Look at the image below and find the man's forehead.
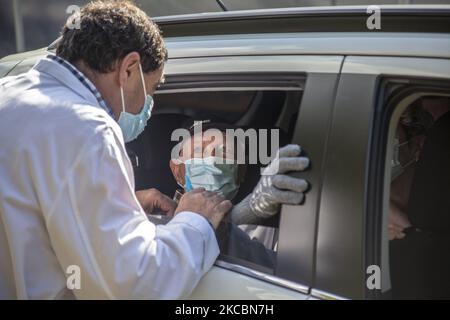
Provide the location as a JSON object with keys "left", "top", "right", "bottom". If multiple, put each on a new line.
{"left": 183, "top": 130, "right": 245, "bottom": 149}
{"left": 191, "top": 130, "right": 224, "bottom": 142}
{"left": 180, "top": 130, "right": 222, "bottom": 145}
{"left": 181, "top": 130, "right": 228, "bottom": 152}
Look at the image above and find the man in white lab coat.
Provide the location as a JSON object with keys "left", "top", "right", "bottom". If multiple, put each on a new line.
{"left": 0, "top": 1, "right": 233, "bottom": 299}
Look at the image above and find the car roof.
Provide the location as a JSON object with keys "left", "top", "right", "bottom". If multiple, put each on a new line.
{"left": 154, "top": 4, "right": 450, "bottom": 23}
{"left": 154, "top": 5, "right": 450, "bottom": 37}
{"left": 1, "top": 5, "right": 450, "bottom": 73}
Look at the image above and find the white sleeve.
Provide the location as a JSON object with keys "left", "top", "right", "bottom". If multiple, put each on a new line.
{"left": 45, "top": 126, "right": 219, "bottom": 299}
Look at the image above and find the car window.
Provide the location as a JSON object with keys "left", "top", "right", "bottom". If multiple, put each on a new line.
{"left": 215, "top": 91, "right": 304, "bottom": 274}
{"left": 127, "top": 54, "right": 342, "bottom": 292}
{"left": 384, "top": 94, "right": 450, "bottom": 299}
{"left": 127, "top": 83, "right": 304, "bottom": 275}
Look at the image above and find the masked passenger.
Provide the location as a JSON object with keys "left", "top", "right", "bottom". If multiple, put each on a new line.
{"left": 168, "top": 121, "right": 310, "bottom": 255}
{"left": 389, "top": 97, "right": 450, "bottom": 299}
{"left": 388, "top": 97, "right": 449, "bottom": 240}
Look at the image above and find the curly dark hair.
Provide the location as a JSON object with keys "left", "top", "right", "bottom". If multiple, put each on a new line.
{"left": 56, "top": 0, "right": 168, "bottom": 73}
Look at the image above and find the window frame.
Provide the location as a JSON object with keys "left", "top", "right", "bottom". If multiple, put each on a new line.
{"left": 155, "top": 74, "right": 307, "bottom": 275}
{"left": 145, "top": 54, "right": 344, "bottom": 293}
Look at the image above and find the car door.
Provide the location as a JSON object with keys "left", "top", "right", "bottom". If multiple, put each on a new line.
{"left": 156, "top": 53, "right": 343, "bottom": 299}
{"left": 313, "top": 54, "right": 450, "bottom": 300}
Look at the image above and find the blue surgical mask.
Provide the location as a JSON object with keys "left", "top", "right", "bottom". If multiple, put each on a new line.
{"left": 183, "top": 156, "right": 240, "bottom": 200}
{"left": 391, "top": 137, "right": 416, "bottom": 181}
{"left": 118, "top": 63, "right": 154, "bottom": 142}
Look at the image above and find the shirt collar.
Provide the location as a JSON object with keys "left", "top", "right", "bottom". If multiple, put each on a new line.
{"left": 46, "top": 54, "right": 115, "bottom": 118}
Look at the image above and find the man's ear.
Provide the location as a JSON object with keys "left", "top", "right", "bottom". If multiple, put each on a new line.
{"left": 118, "top": 51, "right": 140, "bottom": 87}
{"left": 169, "top": 159, "right": 185, "bottom": 186}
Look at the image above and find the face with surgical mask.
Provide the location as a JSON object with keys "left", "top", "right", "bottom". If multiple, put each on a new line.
{"left": 115, "top": 55, "right": 164, "bottom": 142}
{"left": 391, "top": 124, "right": 424, "bottom": 181}
{"left": 118, "top": 64, "right": 153, "bottom": 142}
{"left": 169, "top": 129, "right": 245, "bottom": 200}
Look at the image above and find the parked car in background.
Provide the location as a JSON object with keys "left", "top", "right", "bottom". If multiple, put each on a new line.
{"left": 1, "top": 5, "right": 450, "bottom": 299}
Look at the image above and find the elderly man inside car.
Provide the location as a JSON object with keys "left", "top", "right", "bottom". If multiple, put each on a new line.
{"left": 165, "top": 120, "right": 309, "bottom": 262}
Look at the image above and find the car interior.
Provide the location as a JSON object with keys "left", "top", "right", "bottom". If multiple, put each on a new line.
{"left": 125, "top": 88, "right": 304, "bottom": 272}
{"left": 388, "top": 96, "right": 450, "bottom": 299}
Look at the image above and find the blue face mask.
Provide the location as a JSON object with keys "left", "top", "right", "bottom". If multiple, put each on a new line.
{"left": 118, "top": 63, "right": 154, "bottom": 143}
{"left": 183, "top": 156, "right": 240, "bottom": 200}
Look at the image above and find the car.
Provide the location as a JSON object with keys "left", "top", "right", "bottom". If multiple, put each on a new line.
{"left": 1, "top": 5, "right": 450, "bottom": 300}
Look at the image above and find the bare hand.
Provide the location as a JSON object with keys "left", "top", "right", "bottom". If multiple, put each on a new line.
{"left": 389, "top": 201, "right": 412, "bottom": 240}
{"left": 175, "top": 188, "right": 233, "bottom": 229}
{"left": 135, "top": 188, "right": 177, "bottom": 217}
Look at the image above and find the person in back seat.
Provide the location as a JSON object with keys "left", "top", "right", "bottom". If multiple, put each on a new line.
{"left": 389, "top": 96, "right": 450, "bottom": 299}
{"left": 388, "top": 102, "right": 431, "bottom": 240}
{"left": 389, "top": 97, "right": 449, "bottom": 240}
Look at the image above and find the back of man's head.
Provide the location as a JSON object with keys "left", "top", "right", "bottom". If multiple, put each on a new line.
{"left": 56, "top": 0, "right": 168, "bottom": 74}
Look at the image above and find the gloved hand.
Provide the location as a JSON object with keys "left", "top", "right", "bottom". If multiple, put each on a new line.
{"left": 231, "top": 144, "right": 310, "bottom": 224}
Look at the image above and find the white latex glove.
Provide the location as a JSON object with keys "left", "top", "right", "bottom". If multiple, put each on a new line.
{"left": 250, "top": 144, "right": 310, "bottom": 218}
{"left": 231, "top": 144, "right": 310, "bottom": 224}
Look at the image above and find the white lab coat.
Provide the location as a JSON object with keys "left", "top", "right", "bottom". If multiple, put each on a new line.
{"left": 0, "top": 57, "right": 219, "bottom": 299}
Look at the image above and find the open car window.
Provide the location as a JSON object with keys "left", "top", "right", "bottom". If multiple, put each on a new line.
{"left": 126, "top": 76, "right": 305, "bottom": 276}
